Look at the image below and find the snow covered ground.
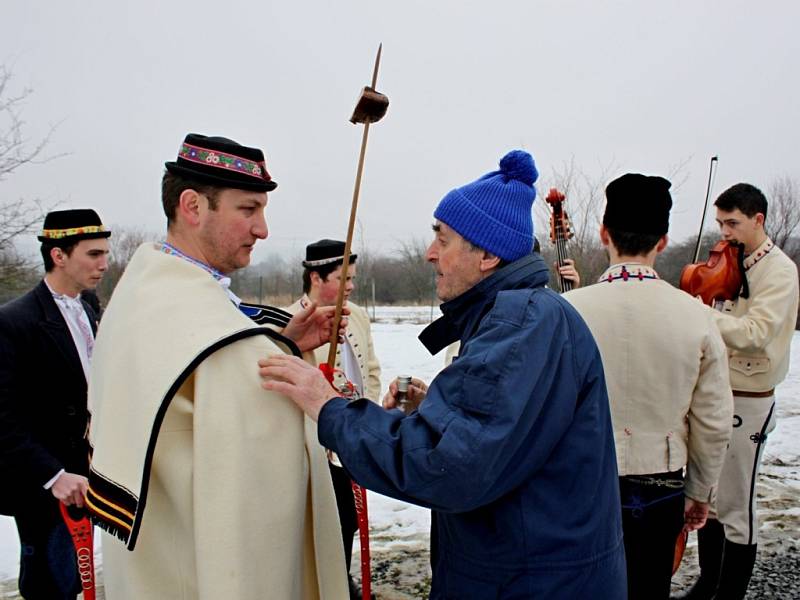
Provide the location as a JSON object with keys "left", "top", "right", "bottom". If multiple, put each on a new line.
{"left": 2, "top": 305, "right": 799, "bottom": 598}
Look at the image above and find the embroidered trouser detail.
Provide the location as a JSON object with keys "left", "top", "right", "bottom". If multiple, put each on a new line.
{"left": 710, "top": 395, "right": 775, "bottom": 545}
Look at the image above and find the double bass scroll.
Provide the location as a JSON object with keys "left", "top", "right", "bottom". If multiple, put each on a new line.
{"left": 545, "top": 188, "right": 574, "bottom": 293}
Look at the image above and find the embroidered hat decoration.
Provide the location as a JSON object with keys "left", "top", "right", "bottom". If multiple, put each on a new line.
{"left": 433, "top": 149, "right": 539, "bottom": 262}
{"left": 38, "top": 209, "right": 111, "bottom": 244}
{"left": 165, "top": 133, "right": 277, "bottom": 192}
{"left": 604, "top": 173, "right": 672, "bottom": 235}
{"left": 302, "top": 239, "right": 358, "bottom": 268}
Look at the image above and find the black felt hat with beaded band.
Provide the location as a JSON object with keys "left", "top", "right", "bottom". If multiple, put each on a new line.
{"left": 603, "top": 173, "right": 672, "bottom": 235}
{"left": 37, "top": 209, "right": 110, "bottom": 244}
{"left": 165, "top": 133, "right": 277, "bottom": 192}
{"left": 302, "top": 239, "right": 358, "bottom": 268}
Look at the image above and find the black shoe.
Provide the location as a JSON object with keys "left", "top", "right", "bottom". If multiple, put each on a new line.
{"left": 348, "top": 575, "right": 377, "bottom": 600}
{"left": 672, "top": 519, "right": 724, "bottom": 600}
{"left": 714, "top": 541, "right": 757, "bottom": 600}
{"left": 348, "top": 575, "right": 361, "bottom": 600}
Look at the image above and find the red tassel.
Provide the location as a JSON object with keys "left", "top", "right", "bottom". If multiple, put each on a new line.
{"left": 319, "top": 362, "right": 335, "bottom": 384}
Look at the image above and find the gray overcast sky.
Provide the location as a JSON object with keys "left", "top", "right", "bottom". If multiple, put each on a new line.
{"left": 2, "top": 1, "right": 798, "bottom": 264}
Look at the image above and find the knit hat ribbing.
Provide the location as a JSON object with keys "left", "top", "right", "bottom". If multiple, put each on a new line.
{"left": 434, "top": 150, "right": 539, "bottom": 261}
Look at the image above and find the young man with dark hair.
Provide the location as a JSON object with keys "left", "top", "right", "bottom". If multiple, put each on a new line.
{"left": 259, "top": 150, "right": 626, "bottom": 598}
{"left": 288, "top": 239, "right": 381, "bottom": 599}
{"left": 563, "top": 173, "right": 733, "bottom": 600}
{"left": 86, "top": 133, "right": 348, "bottom": 599}
{"left": 0, "top": 209, "right": 110, "bottom": 599}
{"left": 677, "top": 183, "right": 799, "bottom": 600}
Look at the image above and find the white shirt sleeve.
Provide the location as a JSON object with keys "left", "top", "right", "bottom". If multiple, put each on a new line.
{"left": 44, "top": 468, "right": 65, "bottom": 490}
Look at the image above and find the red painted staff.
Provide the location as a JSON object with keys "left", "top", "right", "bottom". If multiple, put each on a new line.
{"left": 60, "top": 503, "right": 96, "bottom": 600}
{"left": 319, "top": 43, "right": 388, "bottom": 600}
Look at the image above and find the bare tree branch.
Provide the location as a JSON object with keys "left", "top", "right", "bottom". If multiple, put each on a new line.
{"left": 0, "top": 65, "right": 66, "bottom": 298}
{"left": 766, "top": 176, "right": 800, "bottom": 259}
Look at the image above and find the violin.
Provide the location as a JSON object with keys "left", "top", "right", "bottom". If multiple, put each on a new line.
{"left": 679, "top": 240, "right": 749, "bottom": 306}
{"left": 545, "top": 188, "right": 574, "bottom": 293}
{"left": 678, "top": 156, "right": 749, "bottom": 306}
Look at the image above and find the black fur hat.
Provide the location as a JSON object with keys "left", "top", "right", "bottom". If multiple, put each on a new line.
{"left": 604, "top": 173, "right": 672, "bottom": 235}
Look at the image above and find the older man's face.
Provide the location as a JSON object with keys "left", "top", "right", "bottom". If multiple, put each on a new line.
{"left": 198, "top": 188, "right": 268, "bottom": 274}
{"left": 426, "top": 221, "right": 484, "bottom": 302}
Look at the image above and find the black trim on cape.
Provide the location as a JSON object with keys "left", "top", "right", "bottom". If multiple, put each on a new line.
{"left": 238, "top": 302, "right": 293, "bottom": 328}
{"left": 88, "top": 327, "right": 301, "bottom": 549}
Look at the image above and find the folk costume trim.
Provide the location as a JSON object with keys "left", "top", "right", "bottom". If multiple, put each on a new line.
{"left": 302, "top": 256, "right": 350, "bottom": 268}
{"left": 743, "top": 238, "right": 775, "bottom": 271}
{"left": 39, "top": 225, "right": 107, "bottom": 240}
{"left": 598, "top": 263, "right": 660, "bottom": 284}
{"left": 160, "top": 242, "right": 244, "bottom": 305}
{"left": 179, "top": 142, "right": 271, "bottom": 184}
{"left": 87, "top": 327, "right": 302, "bottom": 548}
{"left": 160, "top": 242, "right": 227, "bottom": 282}
{"left": 239, "top": 302, "right": 292, "bottom": 328}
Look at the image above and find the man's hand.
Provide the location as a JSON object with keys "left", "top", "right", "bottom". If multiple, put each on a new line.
{"left": 281, "top": 302, "right": 349, "bottom": 353}
{"left": 258, "top": 355, "right": 338, "bottom": 421}
{"left": 555, "top": 258, "right": 581, "bottom": 288}
{"left": 382, "top": 376, "right": 428, "bottom": 413}
{"left": 683, "top": 498, "right": 709, "bottom": 532}
{"left": 51, "top": 472, "right": 89, "bottom": 507}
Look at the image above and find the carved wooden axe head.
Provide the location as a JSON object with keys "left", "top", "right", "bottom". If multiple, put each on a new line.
{"left": 349, "top": 86, "right": 389, "bottom": 124}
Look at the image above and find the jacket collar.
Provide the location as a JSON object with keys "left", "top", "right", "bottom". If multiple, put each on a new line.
{"left": 744, "top": 237, "right": 774, "bottom": 271}
{"left": 419, "top": 253, "right": 550, "bottom": 355}
{"left": 597, "top": 262, "right": 660, "bottom": 284}
{"left": 34, "top": 279, "right": 71, "bottom": 324}
{"left": 33, "top": 280, "right": 87, "bottom": 384}
{"left": 36, "top": 279, "right": 98, "bottom": 333}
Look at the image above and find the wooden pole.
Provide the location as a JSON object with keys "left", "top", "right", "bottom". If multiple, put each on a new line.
{"left": 326, "top": 44, "right": 382, "bottom": 368}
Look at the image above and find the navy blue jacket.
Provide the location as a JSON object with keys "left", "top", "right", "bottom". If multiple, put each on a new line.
{"left": 318, "top": 254, "right": 626, "bottom": 599}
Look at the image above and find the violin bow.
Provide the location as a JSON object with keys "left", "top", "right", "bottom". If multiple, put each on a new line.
{"left": 691, "top": 156, "right": 719, "bottom": 263}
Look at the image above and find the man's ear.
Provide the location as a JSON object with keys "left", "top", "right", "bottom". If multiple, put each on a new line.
{"left": 177, "top": 189, "right": 203, "bottom": 227}
{"left": 50, "top": 246, "right": 66, "bottom": 267}
{"left": 655, "top": 235, "right": 669, "bottom": 254}
{"left": 599, "top": 224, "right": 611, "bottom": 247}
{"left": 309, "top": 271, "right": 322, "bottom": 287}
{"left": 479, "top": 251, "right": 502, "bottom": 273}
{"left": 755, "top": 212, "right": 766, "bottom": 229}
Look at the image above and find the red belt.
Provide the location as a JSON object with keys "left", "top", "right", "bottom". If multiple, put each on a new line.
{"left": 732, "top": 389, "right": 774, "bottom": 398}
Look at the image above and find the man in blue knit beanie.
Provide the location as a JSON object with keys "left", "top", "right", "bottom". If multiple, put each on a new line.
{"left": 259, "top": 150, "right": 626, "bottom": 598}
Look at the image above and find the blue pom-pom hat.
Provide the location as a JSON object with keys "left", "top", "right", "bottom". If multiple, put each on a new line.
{"left": 434, "top": 149, "right": 539, "bottom": 261}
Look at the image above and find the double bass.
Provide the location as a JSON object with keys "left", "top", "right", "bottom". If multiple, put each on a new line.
{"left": 545, "top": 188, "right": 574, "bottom": 293}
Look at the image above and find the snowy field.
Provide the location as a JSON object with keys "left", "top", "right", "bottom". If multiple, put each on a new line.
{"left": 2, "top": 305, "right": 799, "bottom": 598}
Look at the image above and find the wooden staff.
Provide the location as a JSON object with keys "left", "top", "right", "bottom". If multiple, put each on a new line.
{"left": 322, "top": 44, "right": 388, "bottom": 600}
{"left": 326, "top": 44, "right": 389, "bottom": 367}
